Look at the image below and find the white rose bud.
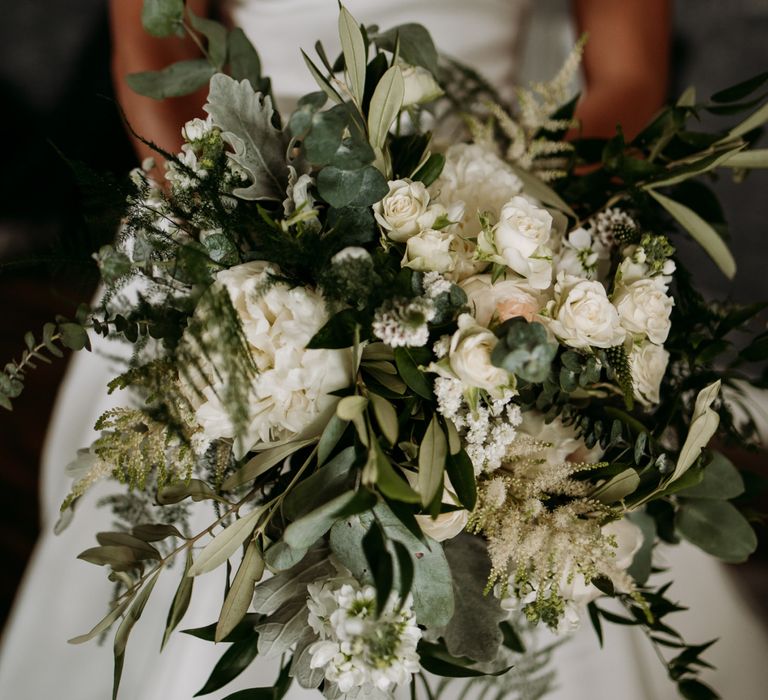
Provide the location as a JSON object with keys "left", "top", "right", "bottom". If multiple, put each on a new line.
{"left": 402, "top": 229, "right": 455, "bottom": 273}
{"left": 400, "top": 64, "right": 444, "bottom": 107}
{"left": 630, "top": 342, "right": 669, "bottom": 406}
{"left": 416, "top": 509, "right": 469, "bottom": 542}
{"left": 546, "top": 275, "right": 626, "bottom": 349}
{"left": 476, "top": 196, "right": 554, "bottom": 290}
{"left": 447, "top": 314, "right": 511, "bottom": 393}
{"left": 614, "top": 278, "right": 673, "bottom": 344}
{"left": 373, "top": 179, "right": 431, "bottom": 242}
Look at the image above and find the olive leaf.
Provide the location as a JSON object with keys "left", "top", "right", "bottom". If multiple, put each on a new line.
{"left": 418, "top": 415, "right": 447, "bottom": 507}
{"left": 216, "top": 540, "right": 265, "bottom": 641}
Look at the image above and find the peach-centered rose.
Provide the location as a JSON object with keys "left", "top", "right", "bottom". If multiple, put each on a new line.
{"left": 496, "top": 296, "right": 538, "bottom": 323}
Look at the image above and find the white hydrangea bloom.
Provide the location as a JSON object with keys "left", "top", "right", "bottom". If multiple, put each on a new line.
{"left": 306, "top": 578, "right": 422, "bottom": 694}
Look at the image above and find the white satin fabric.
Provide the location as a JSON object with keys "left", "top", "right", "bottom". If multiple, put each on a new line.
{"left": 1, "top": 2, "right": 767, "bottom": 698}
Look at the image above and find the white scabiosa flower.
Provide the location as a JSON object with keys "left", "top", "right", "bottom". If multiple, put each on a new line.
{"left": 372, "top": 297, "right": 435, "bottom": 348}
{"left": 630, "top": 341, "right": 669, "bottom": 406}
{"left": 186, "top": 262, "right": 352, "bottom": 459}
{"left": 545, "top": 274, "right": 626, "bottom": 349}
{"left": 373, "top": 179, "right": 432, "bottom": 242}
{"left": 614, "top": 278, "right": 674, "bottom": 344}
{"left": 430, "top": 143, "right": 523, "bottom": 237}
{"left": 306, "top": 578, "right": 422, "bottom": 694}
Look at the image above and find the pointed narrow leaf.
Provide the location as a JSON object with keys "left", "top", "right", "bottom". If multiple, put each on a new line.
{"left": 162, "top": 550, "right": 195, "bottom": 649}
{"left": 722, "top": 149, "right": 768, "bottom": 168}
{"left": 510, "top": 165, "right": 576, "bottom": 218}
{"left": 648, "top": 190, "right": 736, "bottom": 279}
{"left": 373, "top": 441, "right": 421, "bottom": 503}
{"left": 158, "top": 478, "right": 215, "bottom": 504}
{"left": 317, "top": 414, "right": 348, "bottom": 465}
{"left": 216, "top": 540, "right": 264, "bottom": 641}
{"left": 301, "top": 49, "right": 343, "bottom": 104}
{"left": 338, "top": 6, "right": 367, "bottom": 105}
{"left": 368, "top": 65, "right": 405, "bottom": 150}
{"left": 445, "top": 449, "right": 476, "bottom": 511}
{"left": 336, "top": 395, "right": 368, "bottom": 420}
{"left": 369, "top": 392, "right": 399, "bottom": 445}
{"left": 283, "top": 490, "right": 360, "bottom": 550}
{"left": 418, "top": 416, "right": 447, "bottom": 507}
{"left": 68, "top": 597, "right": 133, "bottom": 645}
{"left": 724, "top": 100, "right": 768, "bottom": 140}
{"left": 194, "top": 636, "right": 259, "bottom": 697}
{"left": 188, "top": 507, "right": 264, "bottom": 577}
{"left": 222, "top": 439, "right": 316, "bottom": 490}
{"left": 363, "top": 520, "right": 393, "bottom": 614}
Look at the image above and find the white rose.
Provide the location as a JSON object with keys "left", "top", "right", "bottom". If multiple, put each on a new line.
{"left": 187, "top": 262, "right": 352, "bottom": 458}
{"left": 545, "top": 275, "right": 626, "bottom": 349}
{"left": 430, "top": 143, "right": 523, "bottom": 237}
{"left": 445, "top": 313, "right": 511, "bottom": 393}
{"left": 444, "top": 234, "right": 487, "bottom": 282}
{"left": 400, "top": 64, "right": 443, "bottom": 107}
{"left": 460, "top": 274, "right": 541, "bottom": 326}
{"left": 402, "top": 228, "right": 455, "bottom": 273}
{"left": 373, "top": 179, "right": 431, "bottom": 242}
{"left": 630, "top": 342, "right": 669, "bottom": 406}
{"left": 476, "top": 196, "right": 554, "bottom": 290}
{"left": 614, "top": 278, "right": 673, "bottom": 344}
{"left": 602, "top": 519, "right": 644, "bottom": 576}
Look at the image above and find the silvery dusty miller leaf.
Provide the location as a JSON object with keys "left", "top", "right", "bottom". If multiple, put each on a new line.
{"left": 204, "top": 74, "right": 289, "bottom": 200}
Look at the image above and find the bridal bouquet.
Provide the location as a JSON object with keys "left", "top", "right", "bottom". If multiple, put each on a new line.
{"left": 4, "top": 2, "right": 767, "bottom": 699}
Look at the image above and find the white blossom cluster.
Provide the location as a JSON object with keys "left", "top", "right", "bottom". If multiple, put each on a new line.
{"left": 306, "top": 577, "right": 421, "bottom": 694}
{"left": 372, "top": 297, "right": 435, "bottom": 348}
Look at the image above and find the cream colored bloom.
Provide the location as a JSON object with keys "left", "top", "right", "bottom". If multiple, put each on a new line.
{"left": 400, "top": 64, "right": 443, "bottom": 107}
{"left": 460, "top": 274, "right": 542, "bottom": 326}
{"left": 614, "top": 278, "right": 673, "bottom": 344}
{"left": 630, "top": 342, "right": 669, "bottom": 405}
{"left": 402, "top": 228, "right": 455, "bottom": 273}
{"left": 373, "top": 179, "right": 431, "bottom": 242}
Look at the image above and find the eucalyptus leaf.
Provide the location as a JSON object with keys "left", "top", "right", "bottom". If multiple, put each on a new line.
{"left": 126, "top": 60, "right": 216, "bottom": 99}
{"left": 204, "top": 74, "right": 289, "bottom": 200}
{"left": 317, "top": 165, "right": 389, "bottom": 208}
{"left": 375, "top": 24, "right": 439, "bottom": 76}
{"left": 255, "top": 597, "right": 307, "bottom": 657}
{"left": 676, "top": 499, "right": 757, "bottom": 563}
{"left": 141, "top": 0, "right": 184, "bottom": 37}
{"left": 418, "top": 416, "right": 447, "bottom": 507}
{"left": 627, "top": 511, "right": 655, "bottom": 586}
{"left": 188, "top": 9, "right": 227, "bottom": 69}
{"left": 681, "top": 452, "right": 745, "bottom": 500}
{"left": 647, "top": 190, "right": 735, "bottom": 279}
{"left": 228, "top": 28, "right": 267, "bottom": 93}
{"left": 263, "top": 541, "right": 309, "bottom": 571}
{"left": 188, "top": 507, "right": 264, "bottom": 577}
{"left": 216, "top": 540, "right": 265, "bottom": 641}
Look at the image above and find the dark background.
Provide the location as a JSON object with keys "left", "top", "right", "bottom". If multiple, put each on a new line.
{"left": 0, "top": 0, "right": 766, "bottom": 631}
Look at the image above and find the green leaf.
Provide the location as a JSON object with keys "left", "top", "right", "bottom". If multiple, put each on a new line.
{"left": 132, "top": 523, "right": 184, "bottom": 542}
{"left": 194, "top": 636, "right": 259, "bottom": 697}
{"left": 711, "top": 71, "right": 768, "bottom": 103}
{"left": 263, "top": 541, "right": 308, "bottom": 571}
{"left": 678, "top": 677, "right": 719, "bottom": 700}
{"left": 317, "top": 164, "right": 389, "bottom": 208}
{"left": 227, "top": 28, "right": 267, "bottom": 93}
{"left": 681, "top": 452, "right": 744, "bottom": 500}
{"left": 284, "top": 489, "right": 373, "bottom": 550}
{"left": 301, "top": 49, "right": 343, "bottom": 105}
{"left": 676, "top": 499, "right": 757, "bottom": 563}
{"left": 363, "top": 520, "right": 394, "bottom": 614}
{"left": 188, "top": 9, "right": 227, "bottom": 69}
{"left": 216, "top": 540, "right": 264, "bottom": 641}
{"left": 338, "top": 6, "right": 367, "bottom": 105}
{"left": 445, "top": 450, "right": 477, "bottom": 511}
{"left": 204, "top": 74, "right": 289, "bottom": 200}
{"left": 141, "top": 0, "right": 184, "bottom": 37}
{"left": 392, "top": 540, "right": 414, "bottom": 602}
{"left": 592, "top": 468, "right": 640, "bottom": 504}
{"left": 369, "top": 392, "right": 399, "bottom": 446}
{"left": 113, "top": 569, "right": 161, "bottom": 699}
{"left": 647, "top": 190, "right": 735, "bottom": 279}
{"left": 222, "top": 439, "right": 316, "bottom": 490}
{"left": 220, "top": 689, "right": 276, "bottom": 700}
{"left": 157, "top": 478, "right": 215, "bottom": 504}
{"left": 394, "top": 347, "right": 433, "bottom": 400}
{"left": 181, "top": 614, "right": 260, "bottom": 643}
{"left": 442, "top": 535, "right": 506, "bottom": 663}
{"left": 255, "top": 598, "right": 308, "bottom": 656}
{"left": 646, "top": 145, "right": 746, "bottom": 188}
{"left": 418, "top": 416, "right": 447, "bottom": 507}
{"left": 723, "top": 100, "right": 768, "bottom": 140}
{"left": 59, "top": 323, "right": 90, "bottom": 351}
{"left": 306, "top": 307, "right": 361, "bottom": 349}
{"left": 626, "top": 511, "right": 655, "bottom": 586}
{"left": 670, "top": 381, "right": 721, "bottom": 484}
{"left": 317, "top": 414, "right": 349, "bottom": 466}
{"left": 68, "top": 597, "right": 133, "bottom": 645}
{"left": 367, "top": 65, "right": 405, "bottom": 151}
{"left": 188, "top": 507, "right": 265, "bottom": 577}
{"left": 371, "top": 440, "right": 421, "bottom": 503}
{"left": 96, "top": 532, "right": 162, "bottom": 558}
{"left": 126, "top": 60, "right": 216, "bottom": 99}
{"left": 162, "top": 550, "right": 195, "bottom": 649}
{"left": 78, "top": 545, "right": 155, "bottom": 570}
{"left": 722, "top": 148, "right": 768, "bottom": 169}
{"left": 376, "top": 24, "right": 439, "bottom": 76}
{"left": 336, "top": 395, "right": 368, "bottom": 421}
{"left": 412, "top": 153, "right": 445, "bottom": 187}
{"left": 418, "top": 642, "right": 507, "bottom": 677}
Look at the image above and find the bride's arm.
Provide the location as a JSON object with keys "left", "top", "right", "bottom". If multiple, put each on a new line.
{"left": 109, "top": 0, "right": 212, "bottom": 168}
{"left": 572, "top": 0, "right": 671, "bottom": 140}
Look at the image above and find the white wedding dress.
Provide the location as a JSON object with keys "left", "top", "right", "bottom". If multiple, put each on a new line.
{"left": 1, "top": 1, "right": 767, "bottom": 698}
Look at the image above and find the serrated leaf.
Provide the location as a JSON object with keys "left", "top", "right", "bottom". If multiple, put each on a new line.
{"left": 222, "top": 439, "right": 316, "bottom": 490}
{"left": 141, "top": 0, "right": 184, "bottom": 37}
{"left": 369, "top": 393, "right": 399, "bottom": 445}
{"left": 676, "top": 499, "right": 757, "bottom": 563}
{"left": 162, "top": 549, "right": 194, "bottom": 649}
{"left": 648, "top": 190, "right": 735, "bottom": 279}
{"left": 113, "top": 569, "right": 161, "bottom": 699}
{"left": 367, "top": 65, "right": 405, "bottom": 151}
{"left": 126, "top": 59, "right": 216, "bottom": 99}
{"left": 338, "top": 6, "right": 367, "bottom": 105}
{"left": 216, "top": 540, "right": 264, "bottom": 641}
{"left": 188, "top": 507, "right": 264, "bottom": 577}
{"left": 204, "top": 74, "right": 289, "bottom": 200}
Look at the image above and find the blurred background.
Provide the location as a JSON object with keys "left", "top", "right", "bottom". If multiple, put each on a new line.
{"left": 0, "top": 0, "right": 766, "bottom": 639}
